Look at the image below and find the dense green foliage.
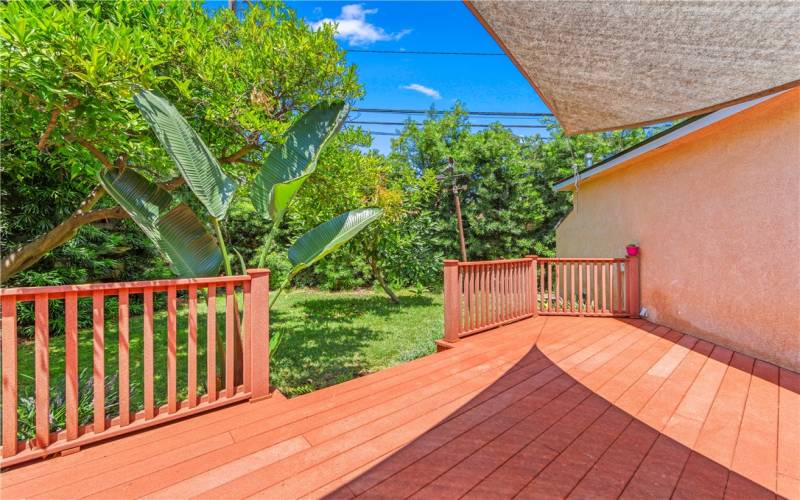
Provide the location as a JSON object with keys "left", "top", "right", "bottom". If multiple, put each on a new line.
{"left": 388, "top": 107, "right": 650, "bottom": 263}
{"left": 1, "top": 0, "right": 360, "bottom": 288}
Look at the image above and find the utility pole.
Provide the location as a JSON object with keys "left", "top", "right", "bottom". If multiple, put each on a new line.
{"left": 447, "top": 157, "right": 468, "bottom": 262}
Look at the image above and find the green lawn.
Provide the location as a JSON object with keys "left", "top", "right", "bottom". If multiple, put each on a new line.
{"left": 13, "top": 289, "right": 443, "bottom": 435}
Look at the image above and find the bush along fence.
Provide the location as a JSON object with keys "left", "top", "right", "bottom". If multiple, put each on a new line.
{"left": 442, "top": 250, "right": 640, "bottom": 345}
{"left": 0, "top": 269, "right": 270, "bottom": 467}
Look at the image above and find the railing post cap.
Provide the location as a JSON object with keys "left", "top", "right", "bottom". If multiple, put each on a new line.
{"left": 246, "top": 268, "right": 271, "bottom": 276}
{"left": 443, "top": 260, "right": 460, "bottom": 266}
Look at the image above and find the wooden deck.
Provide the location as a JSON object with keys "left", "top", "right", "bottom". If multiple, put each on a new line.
{"left": 2, "top": 316, "right": 797, "bottom": 499}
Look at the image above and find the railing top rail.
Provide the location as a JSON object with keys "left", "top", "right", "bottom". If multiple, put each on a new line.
{"left": 0, "top": 274, "right": 251, "bottom": 301}
{"left": 537, "top": 257, "right": 626, "bottom": 262}
{"left": 457, "top": 258, "right": 532, "bottom": 267}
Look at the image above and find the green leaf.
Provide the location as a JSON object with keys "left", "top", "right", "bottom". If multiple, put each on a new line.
{"left": 133, "top": 89, "right": 237, "bottom": 220}
{"left": 156, "top": 204, "right": 224, "bottom": 277}
{"left": 98, "top": 167, "right": 222, "bottom": 277}
{"left": 250, "top": 101, "right": 349, "bottom": 221}
{"left": 287, "top": 208, "right": 382, "bottom": 275}
{"left": 98, "top": 167, "right": 172, "bottom": 241}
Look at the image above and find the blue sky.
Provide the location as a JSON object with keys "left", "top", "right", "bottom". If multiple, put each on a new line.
{"left": 207, "top": 1, "right": 551, "bottom": 153}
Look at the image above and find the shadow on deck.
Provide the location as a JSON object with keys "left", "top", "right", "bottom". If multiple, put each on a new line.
{"left": 1, "top": 317, "right": 796, "bottom": 499}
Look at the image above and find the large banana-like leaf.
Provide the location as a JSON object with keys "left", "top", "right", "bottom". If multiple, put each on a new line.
{"left": 99, "top": 168, "right": 172, "bottom": 241}
{"left": 287, "top": 208, "right": 383, "bottom": 275}
{"left": 99, "top": 167, "right": 223, "bottom": 278}
{"left": 250, "top": 101, "right": 349, "bottom": 221}
{"left": 155, "top": 204, "right": 224, "bottom": 277}
{"left": 134, "top": 90, "right": 237, "bottom": 220}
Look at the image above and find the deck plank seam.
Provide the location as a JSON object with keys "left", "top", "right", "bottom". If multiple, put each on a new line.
{"left": 507, "top": 396, "right": 617, "bottom": 497}
{"left": 153, "top": 345, "right": 546, "bottom": 498}
{"left": 348, "top": 363, "right": 582, "bottom": 497}
{"left": 317, "top": 364, "right": 574, "bottom": 497}
{"left": 4, "top": 337, "right": 541, "bottom": 497}
{"left": 105, "top": 347, "right": 540, "bottom": 498}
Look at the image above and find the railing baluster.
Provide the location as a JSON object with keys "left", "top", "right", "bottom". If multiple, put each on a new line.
{"left": 34, "top": 294, "right": 49, "bottom": 448}
{"left": 143, "top": 288, "right": 154, "bottom": 420}
{"left": 243, "top": 281, "right": 252, "bottom": 393}
{"left": 207, "top": 286, "right": 217, "bottom": 402}
{"left": 578, "top": 262, "right": 584, "bottom": 313}
{"left": 188, "top": 285, "right": 198, "bottom": 408}
{"left": 538, "top": 262, "right": 544, "bottom": 312}
{"left": 601, "top": 263, "right": 608, "bottom": 314}
{"left": 592, "top": 262, "right": 600, "bottom": 314}
{"left": 225, "top": 282, "right": 234, "bottom": 397}
{"left": 617, "top": 261, "right": 623, "bottom": 314}
{"left": 570, "top": 262, "right": 575, "bottom": 312}
{"left": 167, "top": 285, "right": 177, "bottom": 413}
{"left": 118, "top": 289, "right": 130, "bottom": 426}
{"left": 2, "top": 296, "right": 18, "bottom": 458}
{"left": 609, "top": 262, "right": 615, "bottom": 313}
{"left": 92, "top": 291, "right": 105, "bottom": 433}
{"left": 506, "top": 264, "right": 510, "bottom": 319}
{"left": 588, "top": 263, "right": 592, "bottom": 312}
{"left": 65, "top": 291, "right": 78, "bottom": 441}
{"left": 476, "top": 266, "right": 486, "bottom": 325}
{"left": 557, "top": 263, "right": 563, "bottom": 313}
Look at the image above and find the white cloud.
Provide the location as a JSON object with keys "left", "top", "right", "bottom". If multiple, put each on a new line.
{"left": 310, "top": 4, "right": 411, "bottom": 46}
{"left": 401, "top": 83, "right": 441, "bottom": 100}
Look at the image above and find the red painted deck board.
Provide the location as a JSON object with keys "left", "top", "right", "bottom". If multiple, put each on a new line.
{"left": 1, "top": 316, "right": 793, "bottom": 499}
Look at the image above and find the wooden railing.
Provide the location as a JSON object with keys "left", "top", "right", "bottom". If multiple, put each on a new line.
{"left": 443, "top": 258, "right": 537, "bottom": 342}
{"left": 537, "top": 258, "right": 636, "bottom": 317}
{"left": 442, "top": 253, "right": 640, "bottom": 343}
{"left": 0, "top": 269, "right": 270, "bottom": 467}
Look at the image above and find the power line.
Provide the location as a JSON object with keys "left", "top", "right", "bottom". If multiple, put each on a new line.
{"left": 353, "top": 108, "right": 553, "bottom": 117}
{"left": 347, "top": 49, "right": 505, "bottom": 56}
{"left": 348, "top": 120, "right": 547, "bottom": 129}
{"left": 367, "top": 131, "right": 402, "bottom": 136}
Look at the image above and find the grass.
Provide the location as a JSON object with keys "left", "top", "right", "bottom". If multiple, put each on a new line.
{"left": 12, "top": 289, "right": 443, "bottom": 433}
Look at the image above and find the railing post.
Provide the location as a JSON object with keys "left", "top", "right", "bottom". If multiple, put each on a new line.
{"left": 247, "top": 268, "right": 271, "bottom": 401}
{"left": 443, "top": 260, "right": 461, "bottom": 344}
{"left": 2, "top": 295, "right": 18, "bottom": 459}
{"left": 626, "top": 251, "right": 640, "bottom": 318}
{"left": 526, "top": 255, "right": 538, "bottom": 316}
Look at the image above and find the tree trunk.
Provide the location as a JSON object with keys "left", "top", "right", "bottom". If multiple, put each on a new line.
{"left": 1, "top": 186, "right": 128, "bottom": 284}
{"left": 368, "top": 258, "right": 400, "bottom": 304}
{"left": 1, "top": 176, "right": 186, "bottom": 284}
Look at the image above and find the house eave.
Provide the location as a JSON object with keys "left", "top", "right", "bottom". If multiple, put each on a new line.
{"left": 554, "top": 91, "right": 785, "bottom": 192}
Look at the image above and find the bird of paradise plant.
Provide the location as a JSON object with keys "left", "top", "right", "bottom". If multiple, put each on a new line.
{"left": 99, "top": 90, "right": 382, "bottom": 376}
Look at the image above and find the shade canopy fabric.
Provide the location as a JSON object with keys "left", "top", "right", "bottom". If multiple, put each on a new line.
{"left": 466, "top": 1, "right": 800, "bottom": 135}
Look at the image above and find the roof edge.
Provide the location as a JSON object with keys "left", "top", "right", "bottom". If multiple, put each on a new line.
{"left": 553, "top": 91, "right": 786, "bottom": 192}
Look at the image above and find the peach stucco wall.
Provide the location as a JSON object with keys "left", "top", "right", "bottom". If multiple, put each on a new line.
{"left": 555, "top": 89, "right": 800, "bottom": 371}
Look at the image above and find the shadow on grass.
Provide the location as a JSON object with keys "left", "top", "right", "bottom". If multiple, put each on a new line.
{"left": 269, "top": 293, "right": 438, "bottom": 397}
{"left": 293, "top": 294, "right": 435, "bottom": 322}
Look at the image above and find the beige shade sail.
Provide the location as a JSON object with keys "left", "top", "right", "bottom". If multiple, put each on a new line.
{"left": 466, "top": 1, "right": 800, "bottom": 135}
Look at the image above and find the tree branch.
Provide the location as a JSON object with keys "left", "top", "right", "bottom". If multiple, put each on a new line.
{"left": 219, "top": 144, "right": 258, "bottom": 164}
{"left": 161, "top": 176, "right": 186, "bottom": 190}
{"left": 64, "top": 135, "right": 113, "bottom": 168}
{"left": 37, "top": 97, "right": 80, "bottom": 151}
{"left": 2, "top": 80, "right": 43, "bottom": 109}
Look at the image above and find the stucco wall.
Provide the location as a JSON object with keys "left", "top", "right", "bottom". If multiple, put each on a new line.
{"left": 555, "top": 89, "right": 800, "bottom": 371}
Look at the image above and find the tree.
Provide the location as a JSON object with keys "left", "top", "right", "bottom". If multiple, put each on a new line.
{"left": 102, "top": 91, "right": 381, "bottom": 361}
{"left": 291, "top": 128, "right": 442, "bottom": 302}
{"left": 388, "top": 107, "right": 654, "bottom": 263}
{"left": 0, "top": 0, "right": 361, "bottom": 284}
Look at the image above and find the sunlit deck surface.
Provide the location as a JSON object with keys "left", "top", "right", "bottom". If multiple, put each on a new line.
{"left": 2, "top": 316, "right": 798, "bottom": 499}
